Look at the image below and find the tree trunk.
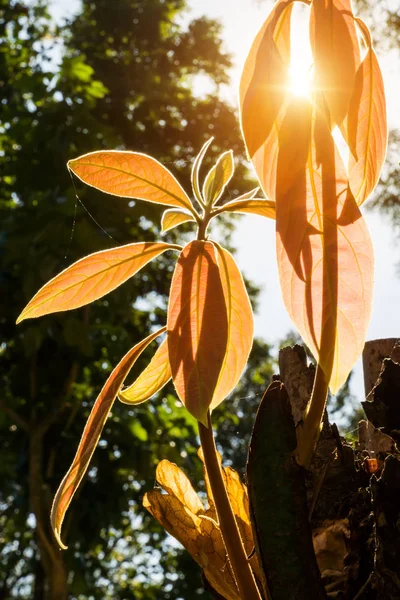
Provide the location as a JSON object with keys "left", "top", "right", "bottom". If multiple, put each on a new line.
{"left": 29, "top": 428, "right": 68, "bottom": 600}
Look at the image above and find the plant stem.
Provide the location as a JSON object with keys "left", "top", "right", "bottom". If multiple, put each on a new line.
{"left": 296, "top": 364, "right": 329, "bottom": 468}
{"left": 199, "top": 412, "right": 263, "bottom": 600}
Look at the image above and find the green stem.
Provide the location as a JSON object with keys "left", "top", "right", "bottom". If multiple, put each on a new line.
{"left": 296, "top": 364, "right": 329, "bottom": 468}
{"left": 199, "top": 412, "right": 262, "bottom": 600}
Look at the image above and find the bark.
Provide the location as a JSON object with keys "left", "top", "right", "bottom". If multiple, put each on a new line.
{"left": 249, "top": 340, "right": 400, "bottom": 600}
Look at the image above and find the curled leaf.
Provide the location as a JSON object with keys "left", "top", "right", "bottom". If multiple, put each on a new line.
{"left": 161, "top": 208, "right": 196, "bottom": 233}
{"left": 211, "top": 243, "right": 254, "bottom": 409}
{"left": 191, "top": 137, "right": 214, "bottom": 205}
{"left": 68, "top": 150, "right": 192, "bottom": 210}
{"left": 118, "top": 338, "right": 171, "bottom": 405}
{"left": 202, "top": 150, "right": 234, "bottom": 205}
{"left": 17, "top": 242, "right": 180, "bottom": 323}
{"left": 51, "top": 327, "right": 166, "bottom": 549}
{"left": 347, "top": 18, "right": 387, "bottom": 205}
{"left": 215, "top": 198, "right": 276, "bottom": 220}
{"left": 167, "top": 241, "right": 228, "bottom": 424}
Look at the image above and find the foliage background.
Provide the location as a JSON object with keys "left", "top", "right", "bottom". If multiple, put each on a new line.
{"left": 0, "top": 0, "right": 398, "bottom": 598}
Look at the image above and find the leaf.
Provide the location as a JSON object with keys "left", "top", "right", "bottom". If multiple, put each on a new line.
{"left": 239, "top": 0, "right": 294, "bottom": 159}
{"left": 17, "top": 242, "right": 180, "bottom": 322}
{"left": 118, "top": 338, "right": 171, "bottom": 405}
{"left": 202, "top": 150, "right": 234, "bottom": 205}
{"left": 210, "top": 243, "right": 254, "bottom": 409}
{"left": 310, "top": 0, "right": 361, "bottom": 127}
{"left": 275, "top": 99, "right": 374, "bottom": 394}
{"left": 167, "top": 241, "right": 228, "bottom": 425}
{"left": 51, "top": 327, "right": 166, "bottom": 549}
{"left": 215, "top": 198, "right": 276, "bottom": 220}
{"left": 68, "top": 150, "right": 192, "bottom": 210}
{"left": 191, "top": 137, "right": 214, "bottom": 205}
{"left": 232, "top": 187, "right": 260, "bottom": 202}
{"left": 144, "top": 458, "right": 263, "bottom": 600}
{"left": 161, "top": 208, "right": 196, "bottom": 233}
{"left": 347, "top": 19, "right": 387, "bottom": 206}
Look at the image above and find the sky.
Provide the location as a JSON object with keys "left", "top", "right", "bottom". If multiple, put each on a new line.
{"left": 49, "top": 0, "right": 400, "bottom": 410}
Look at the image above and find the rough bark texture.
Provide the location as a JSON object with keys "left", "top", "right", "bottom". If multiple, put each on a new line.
{"left": 247, "top": 340, "right": 400, "bottom": 600}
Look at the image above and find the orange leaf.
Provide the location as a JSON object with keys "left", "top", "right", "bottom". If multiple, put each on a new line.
{"left": 161, "top": 209, "right": 196, "bottom": 233}
{"left": 215, "top": 198, "right": 276, "bottom": 220}
{"left": 347, "top": 19, "right": 387, "bottom": 206}
{"left": 275, "top": 99, "right": 374, "bottom": 393}
{"left": 17, "top": 242, "right": 180, "bottom": 322}
{"left": 51, "top": 327, "right": 166, "bottom": 549}
{"left": 211, "top": 243, "right": 254, "bottom": 409}
{"left": 118, "top": 338, "right": 171, "bottom": 404}
{"left": 68, "top": 150, "right": 193, "bottom": 210}
{"left": 240, "top": 0, "right": 293, "bottom": 160}
{"left": 310, "top": 0, "right": 361, "bottom": 128}
{"left": 167, "top": 241, "right": 228, "bottom": 425}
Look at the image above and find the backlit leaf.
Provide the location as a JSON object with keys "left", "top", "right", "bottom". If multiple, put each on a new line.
{"left": 240, "top": 0, "right": 293, "bottom": 159}
{"left": 310, "top": 0, "right": 360, "bottom": 128}
{"left": 161, "top": 208, "right": 196, "bottom": 233}
{"left": 68, "top": 150, "right": 192, "bottom": 210}
{"left": 17, "top": 242, "right": 180, "bottom": 322}
{"left": 215, "top": 198, "right": 276, "bottom": 220}
{"left": 275, "top": 99, "right": 374, "bottom": 393}
{"left": 347, "top": 18, "right": 387, "bottom": 205}
{"left": 51, "top": 327, "right": 166, "bottom": 549}
{"left": 202, "top": 150, "right": 234, "bottom": 205}
{"left": 210, "top": 243, "right": 254, "bottom": 409}
{"left": 167, "top": 241, "right": 228, "bottom": 425}
{"left": 191, "top": 137, "right": 214, "bottom": 205}
{"left": 231, "top": 187, "right": 259, "bottom": 202}
{"left": 119, "top": 338, "right": 171, "bottom": 405}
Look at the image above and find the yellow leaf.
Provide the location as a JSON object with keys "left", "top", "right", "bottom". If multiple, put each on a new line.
{"left": 118, "top": 338, "right": 171, "bottom": 405}
{"left": 161, "top": 208, "right": 196, "bottom": 233}
{"left": 202, "top": 150, "right": 234, "bottom": 205}
{"left": 347, "top": 18, "right": 388, "bottom": 205}
{"left": 68, "top": 150, "right": 193, "bottom": 210}
{"left": 17, "top": 242, "right": 180, "bottom": 323}
{"left": 215, "top": 198, "right": 276, "bottom": 220}
{"left": 51, "top": 327, "right": 166, "bottom": 549}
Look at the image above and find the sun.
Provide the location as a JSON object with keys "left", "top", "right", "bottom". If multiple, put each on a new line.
{"left": 288, "top": 4, "right": 314, "bottom": 98}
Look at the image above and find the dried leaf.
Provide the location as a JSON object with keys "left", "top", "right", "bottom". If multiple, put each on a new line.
{"left": 215, "top": 198, "right": 276, "bottom": 220}
{"left": 144, "top": 459, "right": 263, "bottom": 600}
{"left": 275, "top": 99, "right": 374, "bottom": 393}
{"left": 191, "top": 137, "right": 214, "bottom": 204}
{"left": 17, "top": 242, "right": 180, "bottom": 322}
{"left": 51, "top": 327, "right": 166, "bottom": 549}
{"left": 211, "top": 243, "right": 254, "bottom": 409}
{"left": 167, "top": 241, "right": 228, "bottom": 425}
{"left": 161, "top": 208, "right": 196, "bottom": 233}
{"left": 310, "top": 0, "right": 361, "bottom": 127}
{"left": 347, "top": 18, "right": 387, "bottom": 205}
{"left": 118, "top": 338, "right": 171, "bottom": 405}
{"left": 155, "top": 460, "right": 205, "bottom": 516}
{"left": 202, "top": 150, "right": 234, "bottom": 205}
{"left": 240, "top": 0, "right": 293, "bottom": 159}
{"left": 68, "top": 150, "right": 192, "bottom": 210}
